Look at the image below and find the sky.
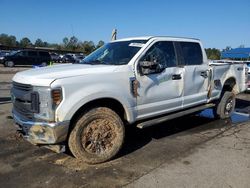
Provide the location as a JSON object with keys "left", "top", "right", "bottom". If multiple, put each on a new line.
{"left": 0, "top": 0, "right": 249, "bottom": 49}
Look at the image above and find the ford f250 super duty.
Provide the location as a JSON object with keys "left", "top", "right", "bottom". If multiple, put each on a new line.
{"left": 11, "top": 36, "right": 248, "bottom": 164}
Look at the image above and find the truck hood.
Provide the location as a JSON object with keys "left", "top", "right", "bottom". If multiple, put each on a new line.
{"left": 12, "top": 64, "right": 119, "bottom": 86}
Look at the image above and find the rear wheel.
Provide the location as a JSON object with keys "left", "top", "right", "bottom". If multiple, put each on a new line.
{"left": 5, "top": 61, "right": 14, "bottom": 67}
{"left": 213, "top": 91, "right": 235, "bottom": 119}
{"left": 69, "top": 107, "right": 125, "bottom": 164}
{"left": 41, "top": 62, "right": 47, "bottom": 67}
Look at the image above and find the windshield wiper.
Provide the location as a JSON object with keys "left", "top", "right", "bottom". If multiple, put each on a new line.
{"left": 82, "top": 60, "right": 102, "bottom": 65}
{"left": 81, "top": 60, "right": 109, "bottom": 65}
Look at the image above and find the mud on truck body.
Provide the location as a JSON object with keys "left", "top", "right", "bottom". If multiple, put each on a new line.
{"left": 11, "top": 36, "right": 248, "bottom": 164}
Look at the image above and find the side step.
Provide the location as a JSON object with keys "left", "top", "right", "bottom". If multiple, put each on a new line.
{"left": 136, "top": 103, "right": 215, "bottom": 129}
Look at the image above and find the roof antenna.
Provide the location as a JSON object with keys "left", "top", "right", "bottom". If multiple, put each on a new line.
{"left": 111, "top": 29, "right": 117, "bottom": 41}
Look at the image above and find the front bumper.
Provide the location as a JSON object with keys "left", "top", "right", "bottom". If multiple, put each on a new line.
{"left": 13, "top": 111, "right": 70, "bottom": 145}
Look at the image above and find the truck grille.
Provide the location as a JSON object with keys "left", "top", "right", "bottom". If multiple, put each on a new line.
{"left": 13, "top": 81, "right": 32, "bottom": 91}
{"left": 13, "top": 100, "right": 33, "bottom": 119}
{"left": 12, "top": 82, "right": 34, "bottom": 120}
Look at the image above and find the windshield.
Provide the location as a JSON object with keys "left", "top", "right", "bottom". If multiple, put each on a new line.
{"left": 9, "top": 51, "right": 19, "bottom": 56}
{"left": 80, "top": 40, "right": 147, "bottom": 65}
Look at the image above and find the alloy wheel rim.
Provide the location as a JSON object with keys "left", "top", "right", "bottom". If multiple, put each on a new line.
{"left": 225, "top": 98, "right": 233, "bottom": 115}
{"left": 81, "top": 118, "right": 117, "bottom": 155}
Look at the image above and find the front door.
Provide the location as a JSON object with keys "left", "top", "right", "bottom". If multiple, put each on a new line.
{"left": 135, "top": 41, "right": 184, "bottom": 120}
{"left": 14, "top": 51, "right": 27, "bottom": 65}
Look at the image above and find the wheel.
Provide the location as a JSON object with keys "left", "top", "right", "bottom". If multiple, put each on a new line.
{"left": 68, "top": 107, "right": 125, "bottom": 164}
{"left": 41, "top": 62, "right": 47, "bottom": 67}
{"left": 213, "top": 91, "right": 235, "bottom": 119}
{"left": 5, "top": 61, "right": 14, "bottom": 67}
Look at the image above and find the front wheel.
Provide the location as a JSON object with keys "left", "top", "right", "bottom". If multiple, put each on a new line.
{"left": 5, "top": 61, "right": 14, "bottom": 67}
{"left": 68, "top": 107, "right": 125, "bottom": 164}
{"left": 213, "top": 91, "right": 236, "bottom": 119}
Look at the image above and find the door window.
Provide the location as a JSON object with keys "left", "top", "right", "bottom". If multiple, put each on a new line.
{"left": 28, "top": 51, "right": 38, "bottom": 57}
{"left": 179, "top": 42, "right": 203, "bottom": 65}
{"left": 39, "top": 51, "right": 50, "bottom": 57}
{"left": 16, "top": 51, "right": 26, "bottom": 56}
{"left": 141, "top": 41, "right": 177, "bottom": 69}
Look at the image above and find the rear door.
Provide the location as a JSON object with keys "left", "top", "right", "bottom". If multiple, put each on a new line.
{"left": 136, "top": 41, "right": 184, "bottom": 120}
{"left": 177, "top": 42, "right": 209, "bottom": 107}
{"left": 39, "top": 51, "right": 50, "bottom": 63}
{"left": 27, "top": 51, "right": 38, "bottom": 65}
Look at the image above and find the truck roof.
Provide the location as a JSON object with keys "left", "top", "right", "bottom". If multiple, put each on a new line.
{"left": 114, "top": 36, "right": 200, "bottom": 42}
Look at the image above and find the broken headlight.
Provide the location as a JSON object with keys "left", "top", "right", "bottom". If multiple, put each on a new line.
{"left": 33, "top": 86, "right": 54, "bottom": 121}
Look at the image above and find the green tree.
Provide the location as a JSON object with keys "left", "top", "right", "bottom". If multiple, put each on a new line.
{"left": 43, "top": 41, "right": 49, "bottom": 47}
{"left": 81, "top": 41, "right": 95, "bottom": 55}
{"left": 8, "top": 35, "right": 17, "bottom": 46}
{"left": 62, "top": 37, "right": 69, "bottom": 47}
{"left": 96, "top": 40, "right": 105, "bottom": 49}
{"left": 0, "top": 33, "right": 9, "bottom": 45}
{"left": 205, "top": 48, "right": 221, "bottom": 60}
{"left": 19, "top": 37, "right": 32, "bottom": 47}
{"left": 0, "top": 33, "right": 105, "bottom": 54}
{"left": 68, "top": 36, "right": 78, "bottom": 50}
{"left": 34, "top": 38, "right": 44, "bottom": 47}
{"left": 222, "top": 46, "right": 232, "bottom": 52}
{"left": 0, "top": 34, "right": 16, "bottom": 46}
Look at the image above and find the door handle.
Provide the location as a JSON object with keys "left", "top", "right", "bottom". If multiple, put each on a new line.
{"left": 200, "top": 71, "right": 208, "bottom": 78}
{"left": 172, "top": 74, "right": 182, "bottom": 80}
{"left": 237, "top": 67, "right": 243, "bottom": 71}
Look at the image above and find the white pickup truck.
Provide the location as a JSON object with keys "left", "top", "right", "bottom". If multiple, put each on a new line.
{"left": 11, "top": 36, "right": 248, "bottom": 164}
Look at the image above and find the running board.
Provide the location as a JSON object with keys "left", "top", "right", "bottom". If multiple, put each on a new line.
{"left": 136, "top": 103, "right": 215, "bottom": 129}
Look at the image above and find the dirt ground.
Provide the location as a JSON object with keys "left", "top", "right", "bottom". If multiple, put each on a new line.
{"left": 0, "top": 66, "right": 249, "bottom": 188}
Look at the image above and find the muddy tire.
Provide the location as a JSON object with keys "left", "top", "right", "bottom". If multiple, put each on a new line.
{"left": 213, "top": 91, "right": 235, "bottom": 119}
{"left": 68, "top": 107, "right": 125, "bottom": 164}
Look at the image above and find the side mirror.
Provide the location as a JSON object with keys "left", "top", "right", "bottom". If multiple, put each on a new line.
{"left": 139, "top": 61, "right": 164, "bottom": 75}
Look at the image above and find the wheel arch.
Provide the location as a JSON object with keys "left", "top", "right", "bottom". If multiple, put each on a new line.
{"left": 220, "top": 76, "right": 237, "bottom": 97}
{"left": 69, "top": 97, "right": 132, "bottom": 128}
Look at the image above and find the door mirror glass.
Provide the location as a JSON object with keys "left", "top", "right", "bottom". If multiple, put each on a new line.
{"left": 139, "top": 60, "right": 164, "bottom": 75}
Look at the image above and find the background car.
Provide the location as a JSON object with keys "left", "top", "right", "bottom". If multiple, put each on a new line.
{"left": 74, "top": 54, "right": 85, "bottom": 63}
{"left": 61, "top": 54, "right": 77, "bottom": 63}
{"left": 2, "top": 50, "right": 51, "bottom": 67}
{"left": 0, "top": 50, "right": 10, "bottom": 63}
{"left": 50, "top": 52, "right": 60, "bottom": 63}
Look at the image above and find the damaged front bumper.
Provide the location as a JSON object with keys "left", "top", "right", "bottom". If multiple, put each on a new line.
{"left": 13, "top": 112, "right": 70, "bottom": 145}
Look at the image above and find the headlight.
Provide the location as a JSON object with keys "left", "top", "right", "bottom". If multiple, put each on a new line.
{"left": 33, "top": 86, "right": 63, "bottom": 121}
{"left": 33, "top": 86, "right": 53, "bottom": 121}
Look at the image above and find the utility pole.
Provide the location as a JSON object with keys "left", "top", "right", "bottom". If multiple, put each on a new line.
{"left": 111, "top": 29, "right": 117, "bottom": 41}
